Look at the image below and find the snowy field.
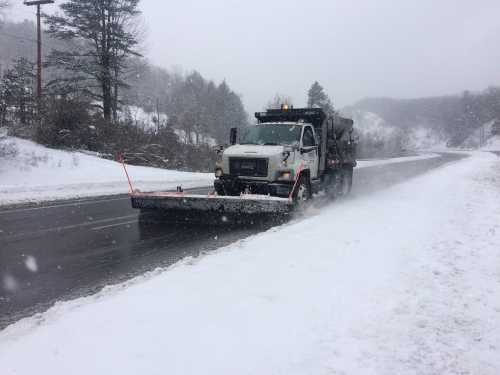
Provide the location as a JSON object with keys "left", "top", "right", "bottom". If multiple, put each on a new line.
{"left": 1, "top": 151, "right": 499, "bottom": 374}
{"left": 0, "top": 137, "right": 214, "bottom": 206}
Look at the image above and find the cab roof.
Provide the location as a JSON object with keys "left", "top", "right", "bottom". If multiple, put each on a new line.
{"left": 255, "top": 108, "right": 326, "bottom": 128}
{"left": 255, "top": 121, "right": 310, "bottom": 126}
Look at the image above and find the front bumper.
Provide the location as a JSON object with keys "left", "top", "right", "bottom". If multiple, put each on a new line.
{"left": 215, "top": 175, "right": 293, "bottom": 197}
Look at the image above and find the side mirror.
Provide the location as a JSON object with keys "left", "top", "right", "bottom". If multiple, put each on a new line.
{"left": 230, "top": 128, "right": 238, "bottom": 145}
{"left": 213, "top": 145, "right": 224, "bottom": 155}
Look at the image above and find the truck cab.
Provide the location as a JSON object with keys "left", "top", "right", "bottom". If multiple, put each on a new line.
{"left": 215, "top": 120, "right": 319, "bottom": 199}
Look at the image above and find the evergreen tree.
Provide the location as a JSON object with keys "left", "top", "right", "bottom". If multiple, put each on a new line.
{"left": 307, "top": 81, "right": 334, "bottom": 114}
{"left": 45, "top": 0, "right": 141, "bottom": 123}
{"left": 0, "top": 58, "right": 36, "bottom": 127}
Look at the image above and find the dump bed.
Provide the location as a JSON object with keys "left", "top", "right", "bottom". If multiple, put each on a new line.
{"left": 330, "top": 115, "right": 354, "bottom": 140}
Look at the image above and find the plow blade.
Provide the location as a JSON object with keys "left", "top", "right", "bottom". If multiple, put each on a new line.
{"left": 131, "top": 192, "right": 294, "bottom": 224}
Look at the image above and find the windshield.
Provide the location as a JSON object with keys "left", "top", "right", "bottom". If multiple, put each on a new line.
{"left": 240, "top": 124, "right": 302, "bottom": 146}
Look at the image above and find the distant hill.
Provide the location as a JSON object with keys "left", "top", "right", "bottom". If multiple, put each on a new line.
{"left": 343, "top": 87, "right": 500, "bottom": 148}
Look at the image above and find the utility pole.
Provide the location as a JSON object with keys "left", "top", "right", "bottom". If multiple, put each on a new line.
{"left": 24, "top": 0, "right": 54, "bottom": 112}
{"left": 480, "top": 124, "right": 485, "bottom": 147}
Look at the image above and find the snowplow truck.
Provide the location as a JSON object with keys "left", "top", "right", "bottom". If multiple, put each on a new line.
{"left": 214, "top": 106, "right": 357, "bottom": 201}
{"left": 130, "top": 106, "right": 357, "bottom": 222}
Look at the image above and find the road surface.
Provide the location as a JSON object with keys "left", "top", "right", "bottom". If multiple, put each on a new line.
{"left": 0, "top": 153, "right": 466, "bottom": 329}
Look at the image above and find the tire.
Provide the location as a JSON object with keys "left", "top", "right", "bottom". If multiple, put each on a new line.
{"left": 214, "top": 184, "right": 225, "bottom": 196}
{"left": 324, "top": 173, "right": 337, "bottom": 200}
{"left": 342, "top": 167, "right": 353, "bottom": 195}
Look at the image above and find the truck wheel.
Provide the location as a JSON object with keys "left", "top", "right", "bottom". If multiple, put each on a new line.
{"left": 214, "top": 185, "right": 225, "bottom": 196}
{"left": 342, "top": 167, "right": 353, "bottom": 195}
{"left": 293, "top": 176, "right": 312, "bottom": 204}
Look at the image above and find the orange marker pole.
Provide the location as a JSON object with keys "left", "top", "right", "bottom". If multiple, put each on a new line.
{"left": 289, "top": 161, "right": 305, "bottom": 201}
{"left": 119, "top": 153, "right": 135, "bottom": 195}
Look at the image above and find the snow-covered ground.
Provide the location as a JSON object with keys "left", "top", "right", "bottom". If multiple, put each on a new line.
{"left": 0, "top": 137, "right": 214, "bottom": 206}
{"left": 1, "top": 151, "right": 499, "bottom": 374}
{"left": 483, "top": 135, "right": 500, "bottom": 152}
{"left": 461, "top": 120, "right": 496, "bottom": 149}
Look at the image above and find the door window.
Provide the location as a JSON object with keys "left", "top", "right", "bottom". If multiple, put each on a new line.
{"left": 302, "top": 127, "right": 316, "bottom": 147}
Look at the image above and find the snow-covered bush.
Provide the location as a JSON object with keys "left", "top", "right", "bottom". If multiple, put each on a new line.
{"left": 0, "top": 131, "right": 18, "bottom": 159}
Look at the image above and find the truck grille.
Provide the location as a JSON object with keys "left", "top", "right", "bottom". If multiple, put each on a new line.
{"left": 229, "top": 158, "right": 268, "bottom": 177}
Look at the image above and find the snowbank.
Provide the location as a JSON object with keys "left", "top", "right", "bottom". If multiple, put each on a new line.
{"left": 1, "top": 151, "right": 499, "bottom": 374}
{"left": 461, "top": 120, "right": 496, "bottom": 149}
{"left": 483, "top": 135, "right": 500, "bottom": 152}
{"left": 0, "top": 137, "right": 213, "bottom": 206}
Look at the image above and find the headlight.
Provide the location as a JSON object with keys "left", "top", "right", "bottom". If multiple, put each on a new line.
{"left": 277, "top": 171, "right": 293, "bottom": 180}
{"left": 215, "top": 168, "right": 223, "bottom": 178}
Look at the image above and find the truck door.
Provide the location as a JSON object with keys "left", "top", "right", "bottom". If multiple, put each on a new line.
{"left": 301, "top": 126, "right": 319, "bottom": 179}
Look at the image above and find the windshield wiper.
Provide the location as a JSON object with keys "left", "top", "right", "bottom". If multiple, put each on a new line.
{"left": 263, "top": 142, "right": 278, "bottom": 145}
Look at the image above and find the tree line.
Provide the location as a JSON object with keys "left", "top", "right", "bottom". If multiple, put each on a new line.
{"left": 0, "top": 0, "right": 247, "bottom": 171}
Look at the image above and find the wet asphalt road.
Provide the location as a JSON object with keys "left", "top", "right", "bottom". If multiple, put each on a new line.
{"left": 0, "top": 153, "right": 467, "bottom": 329}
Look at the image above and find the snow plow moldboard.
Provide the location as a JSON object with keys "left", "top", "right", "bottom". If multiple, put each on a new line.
{"left": 131, "top": 192, "right": 294, "bottom": 223}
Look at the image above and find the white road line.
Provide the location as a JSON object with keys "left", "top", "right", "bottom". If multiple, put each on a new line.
{"left": 2, "top": 214, "right": 138, "bottom": 240}
{"left": 92, "top": 220, "right": 138, "bottom": 231}
{"left": 0, "top": 186, "right": 212, "bottom": 215}
{"left": 0, "top": 197, "right": 130, "bottom": 215}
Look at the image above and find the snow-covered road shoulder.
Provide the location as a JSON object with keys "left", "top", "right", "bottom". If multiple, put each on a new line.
{"left": 1, "top": 151, "right": 499, "bottom": 374}
{"left": 0, "top": 137, "right": 214, "bottom": 206}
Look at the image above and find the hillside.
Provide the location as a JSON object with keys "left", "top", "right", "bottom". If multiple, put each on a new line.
{"left": 344, "top": 87, "right": 500, "bottom": 149}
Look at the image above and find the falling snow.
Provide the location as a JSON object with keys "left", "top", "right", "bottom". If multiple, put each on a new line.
{"left": 24, "top": 256, "right": 38, "bottom": 273}
{"left": 2, "top": 274, "right": 18, "bottom": 293}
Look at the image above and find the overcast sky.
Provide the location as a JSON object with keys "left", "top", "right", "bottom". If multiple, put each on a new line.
{"left": 9, "top": 0, "right": 500, "bottom": 113}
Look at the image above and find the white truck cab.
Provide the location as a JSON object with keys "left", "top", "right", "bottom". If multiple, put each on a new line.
{"left": 215, "top": 121, "right": 320, "bottom": 199}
